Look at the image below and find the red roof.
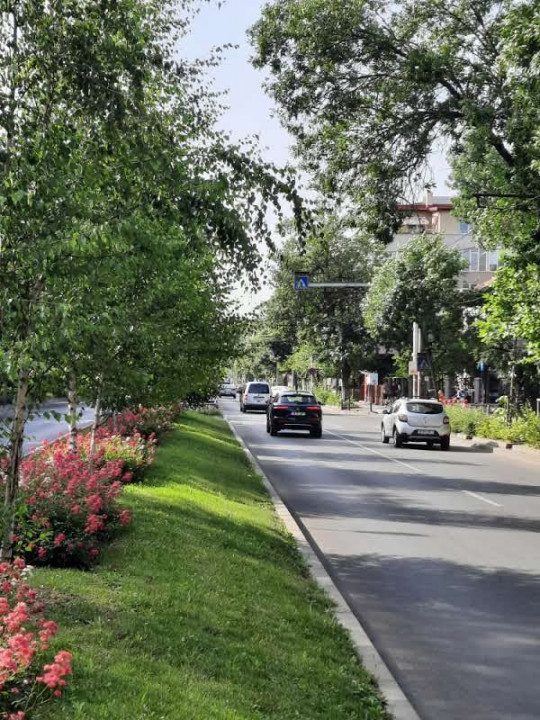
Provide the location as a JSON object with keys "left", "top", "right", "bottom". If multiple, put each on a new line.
{"left": 398, "top": 201, "right": 453, "bottom": 212}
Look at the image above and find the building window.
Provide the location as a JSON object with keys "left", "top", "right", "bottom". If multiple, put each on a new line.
{"left": 489, "top": 250, "right": 500, "bottom": 271}
{"left": 459, "top": 221, "right": 472, "bottom": 234}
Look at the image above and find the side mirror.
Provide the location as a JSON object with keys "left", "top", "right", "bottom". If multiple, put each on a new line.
{"left": 382, "top": 408, "right": 391, "bottom": 414}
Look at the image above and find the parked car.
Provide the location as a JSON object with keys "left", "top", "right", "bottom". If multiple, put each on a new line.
{"left": 240, "top": 381, "right": 271, "bottom": 412}
{"left": 267, "top": 392, "right": 322, "bottom": 438}
{"left": 219, "top": 382, "right": 237, "bottom": 398}
{"left": 381, "top": 398, "right": 450, "bottom": 450}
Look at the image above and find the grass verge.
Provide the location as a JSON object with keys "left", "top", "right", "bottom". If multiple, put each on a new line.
{"left": 34, "top": 411, "right": 389, "bottom": 720}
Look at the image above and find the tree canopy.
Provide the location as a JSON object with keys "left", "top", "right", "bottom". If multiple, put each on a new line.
{"left": 251, "top": 0, "right": 540, "bottom": 255}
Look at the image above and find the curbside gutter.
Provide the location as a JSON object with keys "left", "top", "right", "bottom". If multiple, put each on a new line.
{"left": 225, "top": 416, "right": 421, "bottom": 720}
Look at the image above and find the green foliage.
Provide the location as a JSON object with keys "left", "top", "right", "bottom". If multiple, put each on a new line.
{"left": 363, "top": 235, "right": 474, "bottom": 382}
{"left": 313, "top": 385, "right": 341, "bottom": 407}
{"left": 251, "top": 0, "right": 540, "bottom": 374}
{"left": 251, "top": 213, "right": 380, "bottom": 393}
{"left": 446, "top": 405, "right": 540, "bottom": 449}
{"left": 478, "top": 263, "right": 540, "bottom": 364}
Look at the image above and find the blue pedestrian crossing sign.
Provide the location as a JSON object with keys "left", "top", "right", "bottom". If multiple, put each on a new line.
{"left": 294, "top": 273, "right": 309, "bottom": 290}
{"left": 416, "top": 352, "right": 431, "bottom": 371}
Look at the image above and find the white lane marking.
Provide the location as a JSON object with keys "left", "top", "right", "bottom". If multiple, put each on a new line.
{"left": 326, "top": 429, "right": 424, "bottom": 474}
{"left": 327, "top": 429, "right": 505, "bottom": 509}
{"left": 462, "top": 490, "right": 503, "bottom": 508}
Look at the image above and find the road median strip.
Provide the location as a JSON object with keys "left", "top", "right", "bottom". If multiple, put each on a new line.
{"left": 33, "top": 411, "right": 390, "bottom": 720}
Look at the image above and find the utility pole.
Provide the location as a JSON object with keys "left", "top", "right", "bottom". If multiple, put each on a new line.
{"left": 412, "top": 322, "right": 423, "bottom": 398}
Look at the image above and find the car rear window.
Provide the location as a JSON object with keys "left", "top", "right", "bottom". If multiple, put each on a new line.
{"left": 406, "top": 402, "right": 444, "bottom": 415}
{"left": 248, "top": 383, "right": 270, "bottom": 394}
{"left": 280, "top": 394, "right": 316, "bottom": 405}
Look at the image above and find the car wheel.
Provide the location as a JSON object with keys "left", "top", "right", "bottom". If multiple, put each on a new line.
{"left": 266, "top": 417, "right": 270, "bottom": 433}
{"left": 440, "top": 436, "right": 450, "bottom": 451}
{"left": 270, "top": 422, "right": 278, "bottom": 437}
{"left": 393, "top": 429, "right": 403, "bottom": 448}
{"left": 381, "top": 425, "right": 389, "bottom": 444}
{"left": 240, "top": 404, "right": 245, "bottom": 413}
{"left": 310, "top": 427, "right": 322, "bottom": 438}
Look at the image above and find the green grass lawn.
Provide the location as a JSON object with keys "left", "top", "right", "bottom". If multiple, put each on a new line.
{"left": 35, "top": 411, "right": 389, "bottom": 720}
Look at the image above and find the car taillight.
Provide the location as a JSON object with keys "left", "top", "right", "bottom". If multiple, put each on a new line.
{"left": 273, "top": 405, "right": 288, "bottom": 410}
{"left": 243, "top": 394, "right": 248, "bottom": 401}
{"left": 307, "top": 406, "right": 321, "bottom": 411}
{"left": 398, "top": 414, "right": 408, "bottom": 422}
{"left": 443, "top": 416, "right": 450, "bottom": 424}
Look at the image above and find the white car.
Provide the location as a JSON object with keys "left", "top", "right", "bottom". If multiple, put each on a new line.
{"left": 219, "top": 382, "right": 237, "bottom": 398}
{"left": 381, "top": 398, "right": 451, "bottom": 450}
{"left": 241, "top": 381, "right": 271, "bottom": 412}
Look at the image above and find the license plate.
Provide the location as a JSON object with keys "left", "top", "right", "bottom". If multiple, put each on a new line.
{"left": 291, "top": 411, "right": 305, "bottom": 416}
{"left": 422, "top": 430, "right": 436, "bottom": 435}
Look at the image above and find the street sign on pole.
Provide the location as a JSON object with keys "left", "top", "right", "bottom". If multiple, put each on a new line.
{"left": 293, "top": 273, "right": 369, "bottom": 290}
{"left": 417, "top": 352, "right": 430, "bottom": 372}
{"left": 294, "top": 273, "right": 309, "bottom": 290}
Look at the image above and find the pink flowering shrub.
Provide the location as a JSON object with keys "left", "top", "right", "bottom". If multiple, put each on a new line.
{"left": 0, "top": 559, "right": 72, "bottom": 718}
{"left": 92, "top": 433, "right": 156, "bottom": 483}
{"left": 109, "top": 404, "right": 181, "bottom": 440}
{"left": 13, "top": 447, "right": 131, "bottom": 568}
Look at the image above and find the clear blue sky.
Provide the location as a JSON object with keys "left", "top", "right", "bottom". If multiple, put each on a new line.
{"left": 179, "top": 1, "right": 294, "bottom": 168}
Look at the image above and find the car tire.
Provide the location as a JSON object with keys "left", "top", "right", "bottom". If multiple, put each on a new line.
{"left": 240, "top": 405, "right": 245, "bottom": 413}
{"left": 310, "top": 427, "right": 322, "bottom": 438}
{"left": 427, "top": 440, "right": 434, "bottom": 448}
{"left": 270, "top": 422, "right": 278, "bottom": 437}
{"left": 440, "top": 436, "right": 450, "bottom": 451}
{"left": 394, "top": 429, "right": 404, "bottom": 448}
{"left": 266, "top": 417, "right": 270, "bottom": 433}
{"left": 381, "top": 425, "right": 389, "bottom": 444}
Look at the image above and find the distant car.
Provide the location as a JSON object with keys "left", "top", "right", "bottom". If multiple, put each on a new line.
{"left": 267, "top": 392, "right": 322, "bottom": 438}
{"left": 219, "top": 382, "right": 237, "bottom": 398}
{"left": 240, "top": 381, "right": 271, "bottom": 412}
{"left": 271, "top": 385, "right": 291, "bottom": 398}
{"left": 381, "top": 398, "right": 450, "bottom": 450}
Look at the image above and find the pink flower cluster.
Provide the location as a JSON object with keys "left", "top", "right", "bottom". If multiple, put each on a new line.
{"left": 105, "top": 404, "right": 181, "bottom": 440}
{"left": 0, "top": 559, "right": 72, "bottom": 717}
{"left": 3, "top": 403, "right": 179, "bottom": 569}
{"left": 14, "top": 446, "right": 127, "bottom": 568}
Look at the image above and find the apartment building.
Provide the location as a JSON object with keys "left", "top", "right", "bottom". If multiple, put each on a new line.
{"left": 386, "top": 191, "right": 500, "bottom": 288}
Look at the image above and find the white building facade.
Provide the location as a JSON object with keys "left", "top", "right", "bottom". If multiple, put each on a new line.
{"left": 386, "top": 192, "right": 500, "bottom": 288}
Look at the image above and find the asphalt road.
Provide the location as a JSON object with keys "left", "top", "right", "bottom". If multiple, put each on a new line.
{"left": 0, "top": 398, "right": 95, "bottom": 453}
{"left": 221, "top": 398, "right": 540, "bottom": 720}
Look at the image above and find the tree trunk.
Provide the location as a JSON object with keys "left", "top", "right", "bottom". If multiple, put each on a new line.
{"left": 67, "top": 370, "right": 78, "bottom": 453}
{"left": 89, "top": 382, "right": 102, "bottom": 464}
{"left": 340, "top": 356, "right": 351, "bottom": 402}
{"left": 1, "top": 372, "right": 29, "bottom": 560}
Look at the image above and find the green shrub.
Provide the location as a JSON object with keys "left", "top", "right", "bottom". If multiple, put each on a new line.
{"left": 445, "top": 404, "right": 540, "bottom": 448}
{"left": 313, "top": 386, "right": 341, "bottom": 406}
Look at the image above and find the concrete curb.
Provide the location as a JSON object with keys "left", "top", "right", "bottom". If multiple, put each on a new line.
{"left": 225, "top": 416, "right": 421, "bottom": 720}
{"left": 453, "top": 433, "right": 540, "bottom": 460}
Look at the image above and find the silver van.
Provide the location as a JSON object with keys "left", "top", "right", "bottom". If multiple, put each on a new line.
{"left": 240, "top": 381, "right": 271, "bottom": 412}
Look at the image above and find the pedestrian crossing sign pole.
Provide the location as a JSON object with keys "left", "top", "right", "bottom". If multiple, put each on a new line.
{"left": 293, "top": 272, "right": 368, "bottom": 291}
{"left": 294, "top": 273, "right": 310, "bottom": 290}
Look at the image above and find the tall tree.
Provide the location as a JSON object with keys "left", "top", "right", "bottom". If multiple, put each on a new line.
{"left": 362, "top": 235, "right": 474, "bottom": 386}
{"left": 250, "top": 0, "right": 540, "bottom": 255}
